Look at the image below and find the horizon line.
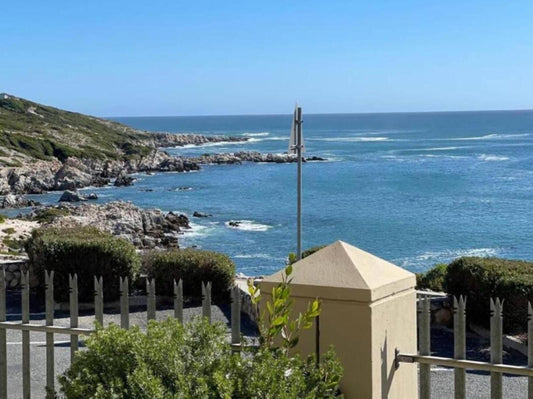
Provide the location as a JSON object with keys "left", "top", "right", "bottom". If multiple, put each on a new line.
{"left": 105, "top": 107, "right": 533, "bottom": 119}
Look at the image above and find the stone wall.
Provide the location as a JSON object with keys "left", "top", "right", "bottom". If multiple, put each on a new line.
{"left": 1, "top": 260, "right": 30, "bottom": 288}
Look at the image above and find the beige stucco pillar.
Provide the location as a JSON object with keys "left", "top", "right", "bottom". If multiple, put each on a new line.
{"left": 260, "top": 241, "right": 418, "bottom": 399}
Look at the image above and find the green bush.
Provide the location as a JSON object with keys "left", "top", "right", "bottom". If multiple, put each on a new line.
{"left": 416, "top": 263, "right": 448, "bottom": 292}
{"left": 56, "top": 317, "right": 343, "bottom": 399}
{"left": 0, "top": 214, "right": 5, "bottom": 224}
{"left": 288, "top": 245, "right": 326, "bottom": 265}
{"left": 2, "top": 227, "right": 15, "bottom": 235}
{"left": 146, "top": 249, "right": 235, "bottom": 299}
{"left": 26, "top": 226, "right": 140, "bottom": 302}
{"left": 446, "top": 257, "right": 533, "bottom": 333}
{"left": 33, "top": 208, "right": 71, "bottom": 224}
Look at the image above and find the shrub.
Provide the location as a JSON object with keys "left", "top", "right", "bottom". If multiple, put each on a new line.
{"left": 0, "top": 214, "right": 5, "bottom": 224}
{"left": 2, "top": 227, "right": 15, "bottom": 235}
{"left": 446, "top": 257, "right": 533, "bottom": 333}
{"left": 146, "top": 249, "right": 235, "bottom": 299}
{"left": 288, "top": 245, "right": 326, "bottom": 265}
{"left": 416, "top": 263, "right": 448, "bottom": 292}
{"left": 26, "top": 226, "right": 140, "bottom": 302}
{"left": 57, "top": 318, "right": 343, "bottom": 399}
{"left": 33, "top": 207, "right": 71, "bottom": 224}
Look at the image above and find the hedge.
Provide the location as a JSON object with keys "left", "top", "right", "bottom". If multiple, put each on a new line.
{"left": 444, "top": 257, "right": 533, "bottom": 333}
{"left": 416, "top": 263, "right": 448, "bottom": 292}
{"left": 26, "top": 226, "right": 140, "bottom": 302}
{"left": 146, "top": 249, "right": 235, "bottom": 299}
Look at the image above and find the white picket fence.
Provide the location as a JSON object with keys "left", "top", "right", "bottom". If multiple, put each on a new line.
{"left": 0, "top": 269, "right": 243, "bottom": 399}
{"left": 396, "top": 296, "right": 533, "bottom": 399}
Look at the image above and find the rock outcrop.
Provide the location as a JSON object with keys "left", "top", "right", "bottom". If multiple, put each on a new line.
{"left": 42, "top": 201, "right": 190, "bottom": 249}
{"left": 152, "top": 133, "right": 248, "bottom": 147}
{"left": 0, "top": 194, "right": 40, "bottom": 209}
{"left": 114, "top": 170, "right": 135, "bottom": 187}
{"left": 189, "top": 152, "right": 327, "bottom": 164}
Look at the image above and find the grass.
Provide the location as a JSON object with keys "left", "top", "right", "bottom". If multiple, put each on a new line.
{"left": 33, "top": 208, "right": 71, "bottom": 223}
{"left": 2, "top": 227, "right": 15, "bottom": 235}
{"left": 0, "top": 95, "right": 155, "bottom": 162}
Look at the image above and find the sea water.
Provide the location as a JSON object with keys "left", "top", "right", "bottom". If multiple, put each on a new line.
{"left": 26, "top": 111, "right": 533, "bottom": 275}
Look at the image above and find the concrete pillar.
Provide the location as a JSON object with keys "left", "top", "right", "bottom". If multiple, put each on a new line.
{"left": 260, "top": 241, "right": 417, "bottom": 399}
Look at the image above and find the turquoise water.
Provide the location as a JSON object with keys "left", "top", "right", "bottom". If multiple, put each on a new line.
{"left": 27, "top": 111, "right": 533, "bottom": 275}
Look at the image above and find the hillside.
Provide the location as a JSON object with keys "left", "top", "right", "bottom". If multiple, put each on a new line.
{"left": 0, "top": 94, "right": 154, "bottom": 166}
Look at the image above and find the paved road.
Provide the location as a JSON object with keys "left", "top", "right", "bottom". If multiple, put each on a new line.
{"left": 428, "top": 326, "right": 528, "bottom": 399}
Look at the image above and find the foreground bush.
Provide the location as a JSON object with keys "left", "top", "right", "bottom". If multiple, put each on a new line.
{"left": 56, "top": 317, "right": 343, "bottom": 399}
{"left": 146, "top": 249, "right": 235, "bottom": 299}
{"left": 444, "top": 257, "right": 533, "bottom": 333}
{"left": 26, "top": 226, "right": 140, "bottom": 302}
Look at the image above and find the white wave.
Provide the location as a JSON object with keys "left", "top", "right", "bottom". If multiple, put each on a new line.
{"left": 478, "top": 154, "right": 509, "bottom": 161}
{"left": 182, "top": 222, "right": 214, "bottom": 238}
{"left": 247, "top": 136, "right": 289, "bottom": 142}
{"left": 225, "top": 220, "right": 272, "bottom": 232}
{"left": 243, "top": 132, "right": 270, "bottom": 137}
{"left": 179, "top": 141, "right": 245, "bottom": 149}
{"left": 395, "top": 247, "right": 499, "bottom": 270}
{"left": 234, "top": 253, "right": 285, "bottom": 261}
{"left": 311, "top": 136, "right": 390, "bottom": 143}
{"left": 403, "top": 146, "right": 461, "bottom": 152}
{"left": 448, "top": 133, "right": 530, "bottom": 141}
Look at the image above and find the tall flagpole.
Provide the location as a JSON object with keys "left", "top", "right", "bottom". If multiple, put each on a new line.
{"left": 296, "top": 106, "right": 303, "bottom": 260}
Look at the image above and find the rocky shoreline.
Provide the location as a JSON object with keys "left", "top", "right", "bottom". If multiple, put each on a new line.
{"left": 27, "top": 201, "right": 191, "bottom": 249}
{"left": 151, "top": 133, "right": 249, "bottom": 147}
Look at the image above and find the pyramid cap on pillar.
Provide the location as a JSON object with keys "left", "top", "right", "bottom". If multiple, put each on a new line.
{"left": 261, "top": 241, "right": 415, "bottom": 302}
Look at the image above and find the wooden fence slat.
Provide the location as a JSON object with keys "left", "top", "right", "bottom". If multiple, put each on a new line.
{"left": 174, "top": 279, "right": 183, "bottom": 323}
{"left": 94, "top": 276, "right": 103, "bottom": 326}
{"left": 69, "top": 274, "right": 78, "bottom": 363}
{"left": 490, "top": 298, "right": 503, "bottom": 399}
{"left": 147, "top": 279, "right": 156, "bottom": 322}
{"left": 231, "top": 285, "right": 241, "bottom": 348}
{"left": 419, "top": 296, "right": 431, "bottom": 399}
{"left": 45, "top": 271, "right": 55, "bottom": 394}
{"left": 21, "top": 271, "right": 30, "bottom": 399}
{"left": 202, "top": 282, "right": 211, "bottom": 323}
{"left": 453, "top": 296, "right": 466, "bottom": 399}
{"left": 120, "top": 277, "right": 129, "bottom": 329}
{"left": 0, "top": 269, "right": 6, "bottom": 399}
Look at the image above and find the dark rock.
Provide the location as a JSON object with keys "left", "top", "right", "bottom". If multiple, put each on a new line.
{"left": 139, "top": 188, "right": 154, "bottom": 192}
{"left": 193, "top": 211, "right": 211, "bottom": 218}
{"left": 58, "top": 190, "right": 86, "bottom": 202}
{"left": 228, "top": 221, "right": 240, "bottom": 228}
{"left": 165, "top": 212, "right": 190, "bottom": 229}
{"left": 86, "top": 193, "right": 98, "bottom": 200}
{"left": 305, "top": 156, "right": 327, "bottom": 161}
{"left": 114, "top": 171, "right": 135, "bottom": 187}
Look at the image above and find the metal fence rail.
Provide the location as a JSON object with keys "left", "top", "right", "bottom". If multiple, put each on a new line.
{"left": 397, "top": 295, "right": 533, "bottom": 399}
{"left": 0, "top": 269, "right": 244, "bottom": 399}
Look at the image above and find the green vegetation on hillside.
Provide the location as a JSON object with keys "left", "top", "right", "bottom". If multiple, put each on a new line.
{"left": 0, "top": 94, "right": 154, "bottom": 162}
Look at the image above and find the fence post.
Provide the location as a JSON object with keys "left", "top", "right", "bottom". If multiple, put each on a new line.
{"left": 45, "top": 271, "right": 55, "bottom": 394}
{"left": 419, "top": 295, "right": 431, "bottom": 399}
{"left": 21, "top": 271, "right": 30, "bottom": 399}
{"left": 69, "top": 274, "right": 79, "bottom": 363}
{"left": 453, "top": 296, "right": 466, "bottom": 399}
{"left": 0, "top": 269, "right": 6, "bottom": 399}
{"left": 490, "top": 298, "right": 503, "bottom": 399}
{"left": 231, "top": 285, "right": 241, "bottom": 350}
{"left": 527, "top": 301, "right": 533, "bottom": 399}
{"left": 174, "top": 279, "right": 183, "bottom": 323}
{"left": 120, "top": 277, "right": 129, "bottom": 329}
{"left": 147, "top": 278, "right": 156, "bottom": 322}
{"left": 202, "top": 282, "right": 211, "bottom": 323}
{"left": 94, "top": 276, "right": 103, "bottom": 326}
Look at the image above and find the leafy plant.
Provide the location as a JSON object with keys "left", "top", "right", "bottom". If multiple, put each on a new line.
{"left": 287, "top": 245, "right": 326, "bottom": 265}
{"left": 56, "top": 317, "right": 342, "bottom": 399}
{"left": 248, "top": 264, "right": 321, "bottom": 354}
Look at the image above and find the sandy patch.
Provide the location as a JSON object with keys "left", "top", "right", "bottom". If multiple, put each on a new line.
{"left": 0, "top": 218, "right": 38, "bottom": 253}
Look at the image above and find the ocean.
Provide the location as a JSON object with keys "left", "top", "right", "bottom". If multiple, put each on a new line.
{"left": 25, "top": 111, "right": 533, "bottom": 276}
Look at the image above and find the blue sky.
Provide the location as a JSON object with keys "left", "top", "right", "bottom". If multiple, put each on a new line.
{"left": 1, "top": 1, "right": 532, "bottom": 116}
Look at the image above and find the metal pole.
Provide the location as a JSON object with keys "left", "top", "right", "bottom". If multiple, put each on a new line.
{"left": 296, "top": 106, "right": 302, "bottom": 260}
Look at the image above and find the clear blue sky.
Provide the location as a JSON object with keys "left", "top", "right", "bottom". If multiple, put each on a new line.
{"left": 2, "top": 1, "right": 532, "bottom": 116}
